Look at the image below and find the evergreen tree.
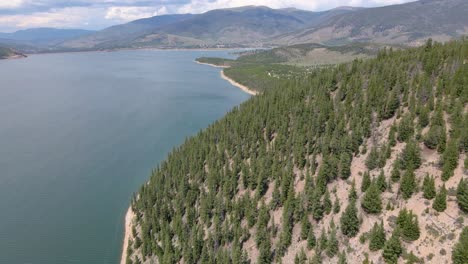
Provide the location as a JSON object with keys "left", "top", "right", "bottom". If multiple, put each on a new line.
{"left": 457, "top": 179, "right": 468, "bottom": 213}
{"left": 366, "top": 146, "right": 380, "bottom": 170}
{"left": 323, "top": 190, "right": 332, "bottom": 215}
{"left": 319, "top": 228, "right": 328, "bottom": 251}
{"left": 441, "top": 139, "right": 459, "bottom": 181}
{"left": 361, "top": 171, "right": 371, "bottom": 192}
{"left": 369, "top": 221, "right": 386, "bottom": 251}
{"left": 400, "top": 168, "right": 416, "bottom": 199}
{"left": 400, "top": 140, "right": 421, "bottom": 170}
{"left": 326, "top": 228, "right": 339, "bottom": 257}
{"left": 432, "top": 184, "right": 447, "bottom": 212}
{"left": 362, "top": 182, "right": 382, "bottom": 214}
{"left": 390, "top": 159, "right": 400, "bottom": 183}
{"left": 339, "top": 152, "right": 352, "bottom": 179}
{"left": 307, "top": 228, "right": 316, "bottom": 250}
{"left": 422, "top": 174, "right": 436, "bottom": 199}
{"left": 349, "top": 179, "right": 358, "bottom": 201}
{"left": 452, "top": 227, "right": 468, "bottom": 264}
{"left": 338, "top": 251, "right": 347, "bottom": 264}
{"left": 376, "top": 170, "right": 387, "bottom": 192}
{"left": 382, "top": 229, "right": 402, "bottom": 264}
{"left": 340, "top": 200, "right": 360, "bottom": 237}
{"left": 397, "top": 209, "right": 420, "bottom": 241}
{"left": 300, "top": 215, "right": 311, "bottom": 240}
{"left": 397, "top": 114, "right": 414, "bottom": 142}
{"left": 333, "top": 194, "right": 341, "bottom": 214}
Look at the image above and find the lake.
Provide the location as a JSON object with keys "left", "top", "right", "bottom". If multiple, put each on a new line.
{"left": 0, "top": 50, "right": 250, "bottom": 263}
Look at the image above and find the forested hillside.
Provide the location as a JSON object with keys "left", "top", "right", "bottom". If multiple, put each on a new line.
{"left": 125, "top": 39, "right": 467, "bottom": 264}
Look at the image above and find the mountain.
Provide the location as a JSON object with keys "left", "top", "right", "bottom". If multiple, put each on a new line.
{"left": 124, "top": 39, "right": 468, "bottom": 264}
{"left": 0, "top": 28, "right": 94, "bottom": 47}
{"left": 272, "top": 0, "right": 468, "bottom": 45}
{"left": 59, "top": 6, "right": 356, "bottom": 50}
{"left": 60, "top": 14, "right": 194, "bottom": 49}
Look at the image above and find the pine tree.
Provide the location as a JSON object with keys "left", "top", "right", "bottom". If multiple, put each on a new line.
{"left": 422, "top": 174, "right": 436, "bottom": 199}
{"left": 362, "top": 182, "right": 382, "bottom": 214}
{"left": 432, "top": 184, "right": 447, "bottom": 212}
{"left": 361, "top": 171, "right": 371, "bottom": 192}
{"left": 457, "top": 179, "right": 468, "bottom": 213}
{"left": 376, "top": 170, "right": 387, "bottom": 192}
{"left": 300, "top": 215, "right": 311, "bottom": 240}
{"left": 319, "top": 228, "right": 328, "bottom": 251}
{"left": 340, "top": 200, "right": 360, "bottom": 237}
{"left": 323, "top": 190, "right": 332, "bottom": 215}
{"left": 369, "top": 221, "right": 386, "bottom": 251}
{"left": 390, "top": 159, "right": 400, "bottom": 183}
{"left": 257, "top": 237, "right": 272, "bottom": 264}
{"left": 397, "top": 209, "right": 420, "bottom": 241}
{"left": 397, "top": 114, "right": 414, "bottom": 142}
{"left": 326, "top": 228, "right": 339, "bottom": 257}
{"left": 400, "top": 168, "right": 416, "bottom": 199}
{"left": 400, "top": 140, "right": 421, "bottom": 170}
{"left": 333, "top": 194, "right": 341, "bottom": 214}
{"left": 366, "top": 146, "right": 380, "bottom": 170}
{"left": 307, "top": 228, "right": 316, "bottom": 250}
{"left": 382, "top": 229, "right": 402, "bottom": 264}
{"left": 441, "top": 139, "right": 459, "bottom": 181}
{"left": 339, "top": 152, "right": 352, "bottom": 179}
{"left": 349, "top": 179, "right": 358, "bottom": 201}
{"left": 452, "top": 227, "right": 468, "bottom": 264}
{"left": 338, "top": 251, "right": 347, "bottom": 264}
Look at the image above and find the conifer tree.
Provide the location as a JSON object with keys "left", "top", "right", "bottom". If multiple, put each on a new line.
{"left": 457, "top": 179, "right": 468, "bottom": 213}
{"left": 307, "top": 228, "right": 316, "bottom": 250}
{"left": 441, "top": 139, "right": 459, "bottom": 181}
{"left": 390, "top": 159, "right": 400, "bottom": 183}
{"left": 432, "top": 184, "right": 447, "bottom": 212}
{"left": 340, "top": 199, "right": 360, "bottom": 237}
{"left": 422, "top": 174, "right": 436, "bottom": 199}
{"left": 326, "top": 228, "right": 339, "bottom": 258}
{"left": 333, "top": 194, "right": 341, "bottom": 214}
{"left": 361, "top": 171, "right": 371, "bottom": 192}
{"left": 397, "top": 209, "right": 420, "bottom": 241}
{"left": 338, "top": 251, "right": 347, "bottom": 264}
{"left": 362, "top": 182, "right": 382, "bottom": 214}
{"left": 369, "top": 221, "right": 386, "bottom": 251}
{"left": 319, "top": 228, "right": 328, "bottom": 251}
{"left": 382, "top": 229, "right": 402, "bottom": 264}
{"left": 301, "top": 215, "right": 311, "bottom": 240}
{"left": 400, "top": 168, "right": 416, "bottom": 199}
{"left": 323, "top": 190, "right": 332, "bottom": 215}
{"left": 366, "top": 146, "right": 380, "bottom": 170}
{"left": 339, "top": 152, "right": 352, "bottom": 179}
{"left": 400, "top": 140, "right": 421, "bottom": 169}
{"left": 376, "top": 170, "right": 387, "bottom": 192}
{"left": 349, "top": 179, "right": 358, "bottom": 201}
{"left": 452, "top": 227, "right": 468, "bottom": 264}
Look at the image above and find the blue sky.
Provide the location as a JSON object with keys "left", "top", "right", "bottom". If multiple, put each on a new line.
{"left": 0, "top": 0, "right": 415, "bottom": 32}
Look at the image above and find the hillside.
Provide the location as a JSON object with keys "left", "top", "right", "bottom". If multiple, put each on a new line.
{"left": 124, "top": 39, "right": 467, "bottom": 264}
{"left": 0, "top": 46, "right": 26, "bottom": 59}
{"left": 273, "top": 0, "right": 468, "bottom": 46}
{"left": 59, "top": 6, "right": 354, "bottom": 50}
{"left": 0, "top": 28, "right": 94, "bottom": 48}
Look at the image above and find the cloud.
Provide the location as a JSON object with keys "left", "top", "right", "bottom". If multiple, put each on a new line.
{"left": 105, "top": 6, "right": 168, "bottom": 21}
{"left": 0, "top": 0, "right": 24, "bottom": 9}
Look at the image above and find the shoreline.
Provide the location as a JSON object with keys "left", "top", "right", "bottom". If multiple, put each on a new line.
{"left": 194, "top": 60, "right": 230, "bottom": 68}
{"left": 194, "top": 60, "right": 258, "bottom": 95}
{"left": 220, "top": 70, "right": 258, "bottom": 96}
{"left": 120, "top": 206, "right": 134, "bottom": 264}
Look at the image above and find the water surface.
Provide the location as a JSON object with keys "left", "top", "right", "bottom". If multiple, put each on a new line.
{"left": 0, "top": 50, "right": 250, "bottom": 263}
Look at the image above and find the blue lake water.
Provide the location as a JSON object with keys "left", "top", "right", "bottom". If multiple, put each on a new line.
{"left": 0, "top": 50, "right": 250, "bottom": 263}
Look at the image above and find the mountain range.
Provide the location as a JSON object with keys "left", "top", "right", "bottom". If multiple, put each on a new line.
{"left": 0, "top": 0, "right": 466, "bottom": 52}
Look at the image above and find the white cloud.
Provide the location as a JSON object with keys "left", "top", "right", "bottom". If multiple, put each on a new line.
{"left": 105, "top": 6, "right": 168, "bottom": 21}
{"left": 0, "top": 0, "right": 24, "bottom": 9}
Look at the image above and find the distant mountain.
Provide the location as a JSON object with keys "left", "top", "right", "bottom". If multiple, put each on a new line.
{"left": 59, "top": 6, "right": 355, "bottom": 50}
{"left": 61, "top": 14, "right": 194, "bottom": 49}
{"left": 272, "top": 0, "right": 468, "bottom": 46}
{"left": 0, "top": 28, "right": 94, "bottom": 47}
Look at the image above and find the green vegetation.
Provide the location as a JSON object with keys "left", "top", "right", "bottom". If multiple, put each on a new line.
{"left": 432, "top": 184, "right": 447, "bottom": 212}
{"left": 127, "top": 39, "right": 467, "bottom": 263}
{"left": 452, "top": 227, "right": 468, "bottom": 264}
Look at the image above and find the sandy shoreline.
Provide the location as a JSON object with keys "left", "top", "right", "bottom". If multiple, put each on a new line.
{"left": 120, "top": 206, "right": 134, "bottom": 264}
{"left": 194, "top": 60, "right": 230, "bottom": 68}
{"left": 194, "top": 60, "right": 258, "bottom": 95}
{"left": 220, "top": 70, "right": 258, "bottom": 96}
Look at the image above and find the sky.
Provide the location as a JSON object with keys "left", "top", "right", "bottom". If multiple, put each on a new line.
{"left": 0, "top": 0, "right": 416, "bottom": 32}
